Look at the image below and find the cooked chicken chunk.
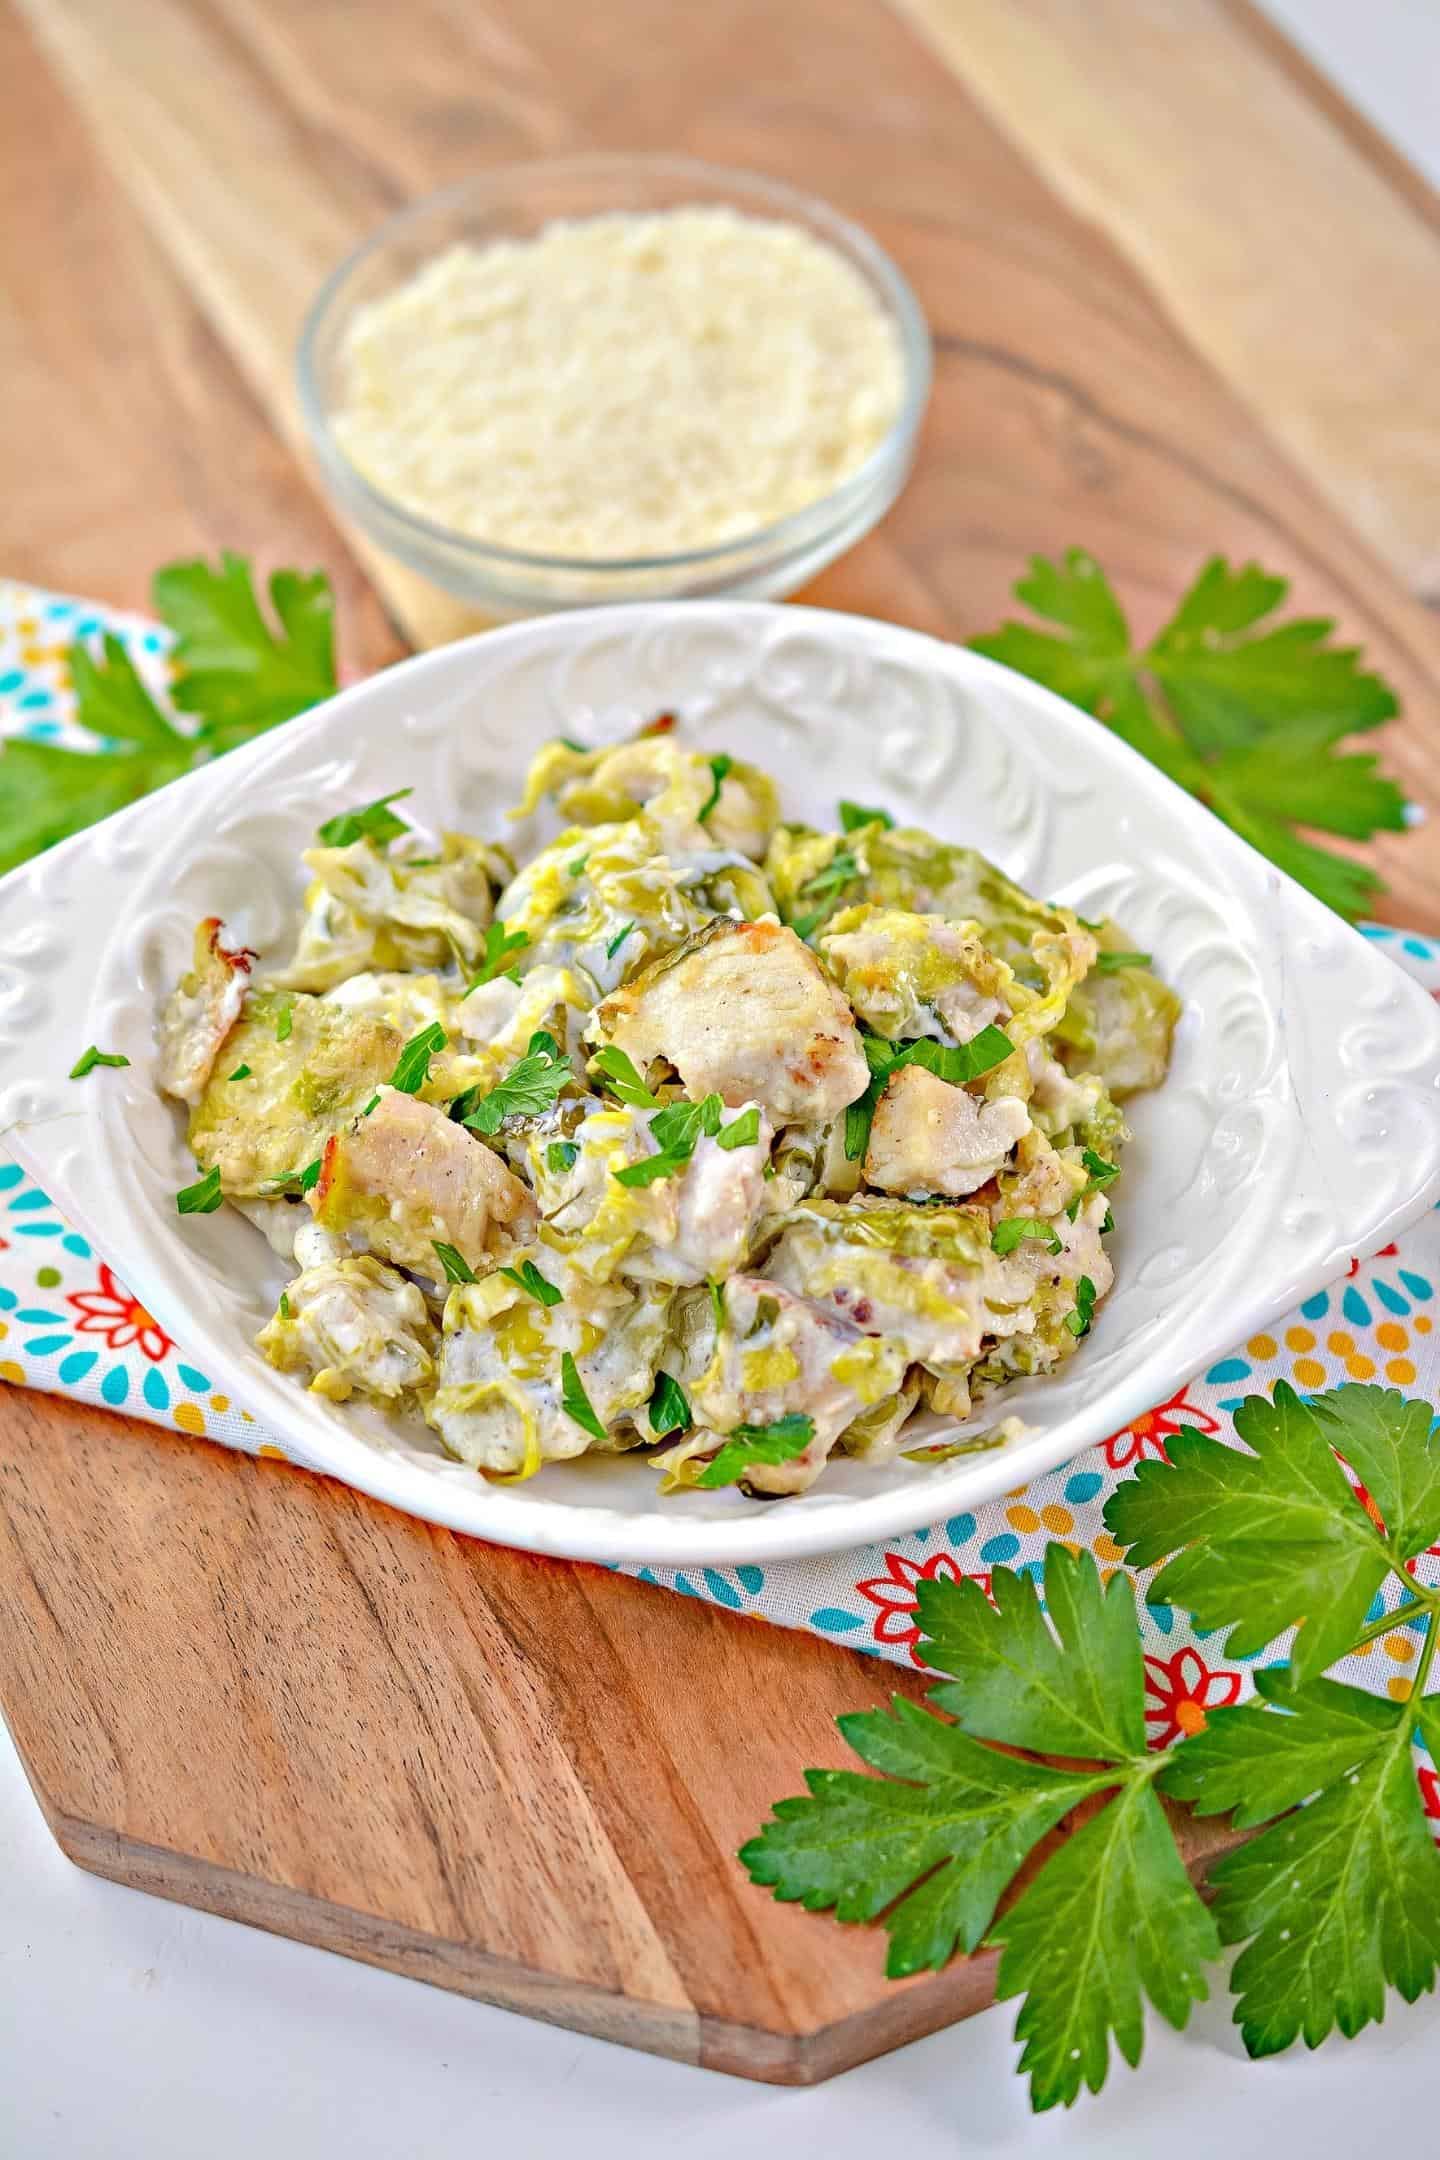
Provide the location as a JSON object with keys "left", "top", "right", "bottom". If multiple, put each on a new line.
{"left": 157, "top": 918, "right": 255, "bottom": 1106}
{"left": 311, "top": 1086, "right": 537, "bottom": 1274}
{"left": 864, "top": 1064, "right": 1031, "bottom": 1198}
{"left": 257, "top": 1254, "right": 436, "bottom": 1404}
{"left": 591, "top": 919, "right": 868, "bottom": 1123}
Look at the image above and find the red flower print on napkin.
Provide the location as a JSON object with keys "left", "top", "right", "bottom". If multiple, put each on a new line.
{"left": 1104, "top": 1384, "right": 1219, "bottom": 1471}
{"left": 855, "top": 1550, "right": 991, "bottom": 1667}
{"left": 67, "top": 1264, "right": 174, "bottom": 1362}
{"left": 1143, "top": 1645, "right": 1243, "bottom": 1748}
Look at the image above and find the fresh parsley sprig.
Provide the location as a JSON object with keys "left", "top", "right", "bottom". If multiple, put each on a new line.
{"left": 1, "top": 554, "right": 338, "bottom": 878}
{"left": 744, "top": 1382, "right": 1440, "bottom": 2112}
{"left": 971, "top": 551, "right": 1406, "bottom": 919}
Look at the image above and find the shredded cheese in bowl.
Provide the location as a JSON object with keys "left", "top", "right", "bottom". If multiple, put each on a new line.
{"left": 332, "top": 208, "right": 905, "bottom": 562}
{"left": 299, "top": 158, "right": 930, "bottom": 613}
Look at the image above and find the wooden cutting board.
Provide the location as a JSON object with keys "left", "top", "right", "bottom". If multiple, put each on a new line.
{"left": 0, "top": 1386, "right": 1241, "bottom": 2080}
{"left": 0, "top": 0, "right": 1435, "bottom": 2087}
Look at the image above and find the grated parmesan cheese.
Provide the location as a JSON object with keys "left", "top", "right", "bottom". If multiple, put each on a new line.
{"left": 333, "top": 207, "right": 905, "bottom": 560}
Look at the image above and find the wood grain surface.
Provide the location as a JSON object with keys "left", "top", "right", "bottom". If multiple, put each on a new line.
{"left": 0, "top": 1388, "right": 1241, "bottom": 2081}
{"left": 5, "top": 0, "right": 1440, "bottom": 918}
{"left": 0, "top": 0, "right": 1433, "bottom": 2083}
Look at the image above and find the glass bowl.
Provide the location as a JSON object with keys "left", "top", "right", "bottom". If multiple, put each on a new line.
{"left": 296, "top": 156, "right": 931, "bottom": 620}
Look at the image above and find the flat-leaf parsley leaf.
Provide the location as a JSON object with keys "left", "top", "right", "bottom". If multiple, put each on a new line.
{"left": 971, "top": 550, "right": 1405, "bottom": 918}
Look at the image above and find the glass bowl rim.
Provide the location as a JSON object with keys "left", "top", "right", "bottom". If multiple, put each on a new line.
{"left": 294, "top": 152, "right": 932, "bottom": 580}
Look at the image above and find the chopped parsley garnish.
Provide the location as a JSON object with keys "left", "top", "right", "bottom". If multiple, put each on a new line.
{"left": 228, "top": 1063, "right": 252, "bottom": 1081}
{"left": 699, "top": 752, "right": 733, "bottom": 823}
{"left": 464, "top": 920, "right": 530, "bottom": 995}
{"left": 176, "top": 1164, "right": 223, "bottom": 1214}
{"left": 567, "top": 853, "right": 589, "bottom": 877}
{"left": 649, "top": 1092, "right": 723, "bottom": 1155}
{"left": 901, "top": 1029, "right": 1016, "bottom": 1084}
{"left": 388, "top": 1019, "right": 448, "bottom": 1095}
{"left": 316, "top": 787, "right": 413, "bottom": 849}
{"left": 838, "top": 799, "right": 894, "bottom": 832}
{"left": 844, "top": 1025, "right": 1016, "bottom": 1160}
{"left": 360, "top": 1092, "right": 380, "bottom": 1117}
{"left": 1080, "top": 1147, "right": 1120, "bottom": 1188}
{"left": 547, "top": 1141, "right": 579, "bottom": 1175}
{"left": 459, "top": 1030, "right": 568, "bottom": 1135}
{"left": 791, "top": 909, "right": 826, "bottom": 942}
{"left": 648, "top": 1372, "right": 692, "bottom": 1438}
{"left": 275, "top": 996, "right": 294, "bottom": 1042}
{"left": 1066, "top": 1273, "right": 1098, "bottom": 1337}
{"left": 402, "top": 855, "right": 439, "bottom": 869}
{"left": 613, "top": 1092, "right": 741, "bottom": 1187}
{"left": 696, "top": 1413, "right": 815, "bottom": 1488}
{"left": 499, "top": 1259, "right": 562, "bottom": 1308}
{"left": 707, "top": 1278, "right": 725, "bottom": 1332}
{"left": 798, "top": 848, "right": 861, "bottom": 901}
{"left": 605, "top": 919, "right": 637, "bottom": 961}
{"left": 613, "top": 1150, "right": 690, "bottom": 1188}
{"left": 263, "top": 1154, "right": 324, "bottom": 1197}
{"left": 278, "top": 1291, "right": 290, "bottom": 1319}
{"left": 560, "top": 1351, "right": 607, "bottom": 1442}
{"left": 716, "top": 1106, "right": 762, "bottom": 1152}
{"left": 1095, "top": 950, "right": 1152, "bottom": 974}
{"left": 590, "top": 1044, "right": 661, "bottom": 1108}
{"left": 992, "top": 1217, "right": 1063, "bottom": 1256}
{"left": 557, "top": 735, "right": 588, "bottom": 753}
{"left": 432, "top": 1242, "right": 477, "bottom": 1284}
{"left": 69, "top": 1045, "right": 129, "bottom": 1079}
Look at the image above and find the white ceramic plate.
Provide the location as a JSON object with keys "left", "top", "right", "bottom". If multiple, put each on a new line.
{"left": 4, "top": 603, "right": 1439, "bottom": 1565}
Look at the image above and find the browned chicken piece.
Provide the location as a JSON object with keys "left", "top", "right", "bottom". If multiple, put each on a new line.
{"left": 311, "top": 1086, "right": 538, "bottom": 1275}
{"left": 590, "top": 918, "right": 868, "bottom": 1123}
{"left": 157, "top": 918, "right": 256, "bottom": 1106}
{"left": 864, "top": 1063, "right": 1031, "bottom": 1197}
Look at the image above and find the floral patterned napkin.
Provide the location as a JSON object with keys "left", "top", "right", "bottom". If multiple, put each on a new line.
{"left": 1, "top": 577, "right": 1435, "bottom": 1821}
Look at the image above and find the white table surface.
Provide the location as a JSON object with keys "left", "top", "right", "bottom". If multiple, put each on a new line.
{"left": 5, "top": 9, "right": 1440, "bottom": 2154}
